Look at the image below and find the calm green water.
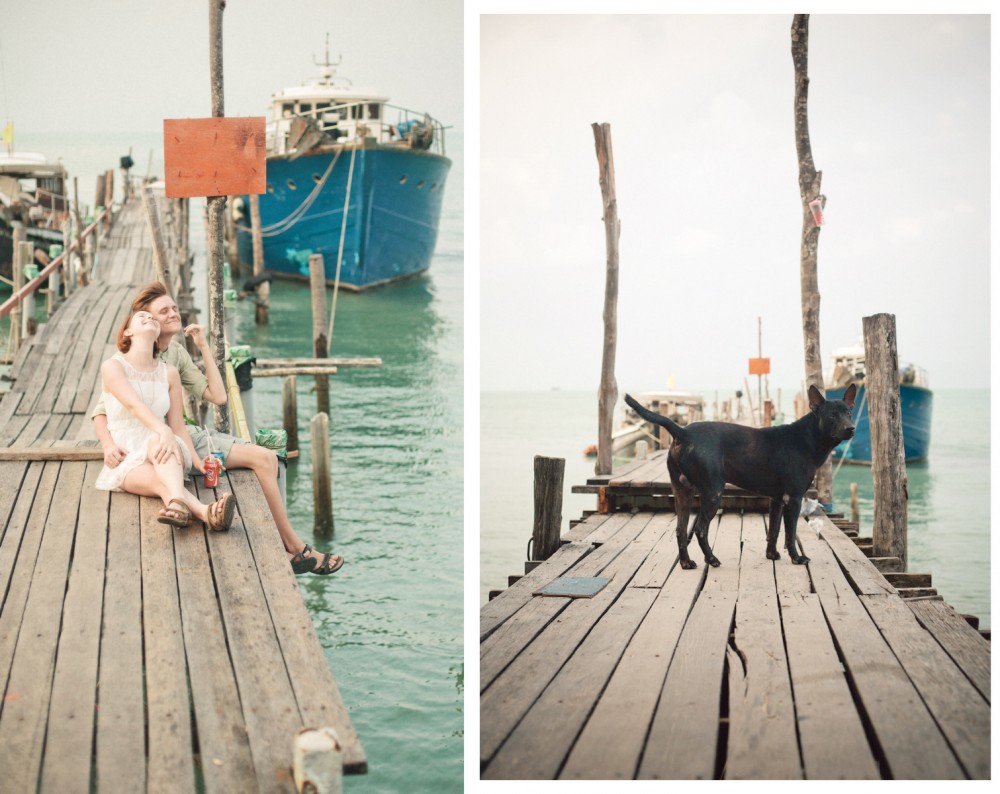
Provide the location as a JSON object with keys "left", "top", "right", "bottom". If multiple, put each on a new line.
{"left": 481, "top": 389, "right": 990, "bottom": 630}
{"left": 4, "top": 131, "right": 464, "bottom": 791}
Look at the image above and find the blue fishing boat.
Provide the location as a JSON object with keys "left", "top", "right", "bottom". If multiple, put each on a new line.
{"left": 232, "top": 39, "right": 450, "bottom": 290}
{"left": 826, "top": 345, "right": 933, "bottom": 464}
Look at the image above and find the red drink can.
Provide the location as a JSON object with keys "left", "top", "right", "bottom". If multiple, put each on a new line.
{"left": 203, "top": 456, "right": 221, "bottom": 487}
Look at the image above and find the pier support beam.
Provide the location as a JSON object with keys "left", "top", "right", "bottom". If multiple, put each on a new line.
{"left": 532, "top": 456, "right": 565, "bottom": 561}
{"left": 592, "top": 122, "right": 620, "bottom": 477}
{"left": 863, "top": 313, "right": 907, "bottom": 568}
{"left": 311, "top": 412, "right": 334, "bottom": 536}
{"left": 308, "top": 254, "right": 331, "bottom": 417}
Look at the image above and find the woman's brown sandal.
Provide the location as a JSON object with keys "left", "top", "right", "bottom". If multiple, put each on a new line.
{"left": 157, "top": 498, "right": 192, "bottom": 527}
{"left": 300, "top": 544, "right": 344, "bottom": 575}
{"left": 206, "top": 493, "right": 235, "bottom": 532}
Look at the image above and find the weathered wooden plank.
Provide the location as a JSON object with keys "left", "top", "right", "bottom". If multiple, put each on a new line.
{"left": 779, "top": 592, "right": 880, "bottom": 779}
{"left": 487, "top": 587, "right": 658, "bottom": 779}
{"left": 773, "top": 515, "right": 812, "bottom": 594}
{"left": 861, "top": 593, "right": 990, "bottom": 779}
{"left": 815, "top": 514, "right": 895, "bottom": 595}
{"left": 480, "top": 541, "right": 595, "bottom": 640}
{"left": 628, "top": 512, "right": 680, "bottom": 587}
{"left": 141, "top": 498, "right": 196, "bottom": 793}
{"left": 97, "top": 491, "right": 147, "bottom": 793}
{"left": 481, "top": 519, "right": 652, "bottom": 690}
{"left": 45, "top": 290, "right": 113, "bottom": 416}
{"left": 637, "top": 591, "right": 738, "bottom": 779}
{"left": 229, "top": 470, "right": 367, "bottom": 773}
{"left": 9, "top": 412, "right": 50, "bottom": 447}
{"left": 64, "top": 285, "right": 129, "bottom": 414}
{"left": 703, "top": 512, "right": 740, "bottom": 592}
{"left": 734, "top": 513, "right": 778, "bottom": 593}
{"left": 171, "top": 519, "right": 258, "bottom": 793}
{"left": 560, "top": 561, "right": 706, "bottom": 780}
{"left": 0, "top": 462, "right": 52, "bottom": 690}
{"left": 799, "top": 530, "right": 964, "bottom": 779}
{"left": 0, "top": 446, "right": 106, "bottom": 461}
{"left": 39, "top": 461, "right": 109, "bottom": 793}
{"left": 560, "top": 509, "right": 616, "bottom": 543}
{"left": 0, "top": 460, "right": 29, "bottom": 541}
{"left": 0, "top": 390, "right": 23, "bottom": 426}
{"left": 609, "top": 456, "right": 665, "bottom": 488}
{"left": 907, "top": 599, "right": 990, "bottom": 703}
{"left": 198, "top": 477, "right": 302, "bottom": 793}
{"left": 724, "top": 589, "right": 801, "bottom": 779}
{"left": 0, "top": 461, "right": 85, "bottom": 792}
{"left": 0, "top": 413, "right": 29, "bottom": 447}
{"left": 480, "top": 523, "right": 662, "bottom": 766}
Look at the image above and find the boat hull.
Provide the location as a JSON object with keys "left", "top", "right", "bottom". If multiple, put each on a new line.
{"left": 236, "top": 142, "right": 450, "bottom": 290}
{"left": 828, "top": 383, "right": 933, "bottom": 464}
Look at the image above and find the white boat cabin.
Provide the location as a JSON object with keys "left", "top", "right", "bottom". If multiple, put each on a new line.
{"left": 827, "top": 345, "right": 929, "bottom": 390}
{"left": 267, "top": 42, "right": 444, "bottom": 156}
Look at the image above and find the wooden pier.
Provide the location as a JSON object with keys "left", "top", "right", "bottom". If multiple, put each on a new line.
{"left": 481, "top": 450, "right": 990, "bottom": 780}
{"left": 0, "top": 193, "right": 365, "bottom": 791}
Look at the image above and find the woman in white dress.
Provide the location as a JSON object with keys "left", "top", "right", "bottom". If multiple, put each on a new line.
{"left": 95, "top": 309, "right": 234, "bottom": 530}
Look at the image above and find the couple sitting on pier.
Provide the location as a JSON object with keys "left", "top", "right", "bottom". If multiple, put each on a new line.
{"left": 91, "top": 281, "right": 344, "bottom": 576}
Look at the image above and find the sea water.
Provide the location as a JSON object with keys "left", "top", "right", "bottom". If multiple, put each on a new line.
{"left": 480, "top": 389, "right": 990, "bottom": 631}
{"left": 5, "top": 130, "right": 464, "bottom": 792}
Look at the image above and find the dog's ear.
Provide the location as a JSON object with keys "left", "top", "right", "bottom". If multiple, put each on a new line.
{"left": 807, "top": 384, "right": 825, "bottom": 410}
{"left": 843, "top": 383, "right": 858, "bottom": 408}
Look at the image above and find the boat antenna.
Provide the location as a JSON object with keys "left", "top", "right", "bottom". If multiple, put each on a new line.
{"left": 314, "top": 33, "right": 342, "bottom": 84}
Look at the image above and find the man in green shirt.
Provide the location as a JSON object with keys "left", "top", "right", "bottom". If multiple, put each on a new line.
{"left": 93, "top": 282, "right": 343, "bottom": 575}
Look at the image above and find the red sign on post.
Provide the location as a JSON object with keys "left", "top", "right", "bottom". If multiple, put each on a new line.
{"left": 163, "top": 117, "right": 267, "bottom": 198}
{"left": 748, "top": 357, "right": 771, "bottom": 375}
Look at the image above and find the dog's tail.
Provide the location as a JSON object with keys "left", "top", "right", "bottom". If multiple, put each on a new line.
{"left": 624, "top": 393, "right": 688, "bottom": 441}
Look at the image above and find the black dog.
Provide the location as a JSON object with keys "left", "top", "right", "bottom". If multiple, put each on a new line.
{"left": 624, "top": 384, "right": 856, "bottom": 568}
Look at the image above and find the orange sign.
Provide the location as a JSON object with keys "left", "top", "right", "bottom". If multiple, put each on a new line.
{"left": 748, "top": 357, "right": 770, "bottom": 375}
{"left": 163, "top": 117, "right": 267, "bottom": 198}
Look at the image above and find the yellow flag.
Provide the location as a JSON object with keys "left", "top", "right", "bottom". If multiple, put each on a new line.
{"left": 1, "top": 122, "right": 11, "bottom": 147}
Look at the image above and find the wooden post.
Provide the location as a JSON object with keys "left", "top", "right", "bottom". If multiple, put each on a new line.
{"left": 282, "top": 375, "right": 299, "bottom": 455}
{"left": 592, "top": 122, "right": 620, "bottom": 477}
{"left": 791, "top": 14, "right": 832, "bottom": 504}
{"left": 73, "top": 177, "right": 87, "bottom": 287}
{"left": 207, "top": 0, "right": 230, "bottom": 434}
{"left": 250, "top": 193, "right": 269, "bottom": 323}
{"left": 863, "top": 313, "right": 907, "bottom": 567}
{"left": 10, "top": 230, "right": 25, "bottom": 352}
{"left": 308, "top": 254, "right": 331, "bottom": 416}
{"left": 61, "top": 218, "right": 74, "bottom": 299}
{"left": 19, "top": 242, "right": 36, "bottom": 338}
{"left": 532, "top": 456, "right": 565, "bottom": 561}
{"left": 850, "top": 482, "right": 859, "bottom": 526}
{"left": 103, "top": 169, "right": 114, "bottom": 231}
{"left": 311, "top": 412, "right": 334, "bottom": 535}
{"left": 141, "top": 185, "right": 172, "bottom": 290}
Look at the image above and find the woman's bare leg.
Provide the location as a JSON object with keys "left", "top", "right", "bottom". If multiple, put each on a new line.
{"left": 123, "top": 445, "right": 209, "bottom": 523}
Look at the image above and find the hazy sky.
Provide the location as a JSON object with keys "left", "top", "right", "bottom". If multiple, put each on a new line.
{"left": 480, "top": 13, "right": 990, "bottom": 393}
{"left": 0, "top": 0, "right": 462, "bottom": 135}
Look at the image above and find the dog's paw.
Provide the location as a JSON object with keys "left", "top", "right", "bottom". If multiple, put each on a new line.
{"left": 680, "top": 558, "right": 698, "bottom": 570}
{"left": 791, "top": 555, "right": 811, "bottom": 566}
{"left": 766, "top": 549, "right": 781, "bottom": 561}
{"left": 706, "top": 556, "right": 721, "bottom": 568}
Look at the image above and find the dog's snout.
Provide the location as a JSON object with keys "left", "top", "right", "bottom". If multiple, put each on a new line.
{"left": 843, "top": 425, "right": 856, "bottom": 440}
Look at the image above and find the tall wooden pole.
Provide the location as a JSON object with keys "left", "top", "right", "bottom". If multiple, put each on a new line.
{"left": 250, "top": 193, "right": 269, "bottom": 323}
{"left": 791, "top": 14, "right": 831, "bottom": 504}
{"left": 863, "top": 313, "right": 907, "bottom": 567}
{"left": 207, "top": 0, "right": 230, "bottom": 432}
{"left": 592, "top": 122, "right": 620, "bottom": 477}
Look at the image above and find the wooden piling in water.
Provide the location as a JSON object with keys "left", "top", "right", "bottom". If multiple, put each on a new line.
{"left": 592, "top": 122, "right": 620, "bottom": 477}
{"left": 206, "top": 0, "right": 230, "bottom": 434}
{"left": 250, "top": 193, "right": 269, "bottom": 324}
{"left": 283, "top": 375, "right": 299, "bottom": 455}
{"left": 311, "top": 412, "right": 334, "bottom": 535}
{"left": 532, "top": 456, "right": 565, "bottom": 561}
{"left": 863, "top": 313, "right": 908, "bottom": 568}
{"left": 141, "top": 185, "right": 172, "bottom": 290}
{"left": 308, "top": 254, "right": 331, "bottom": 417}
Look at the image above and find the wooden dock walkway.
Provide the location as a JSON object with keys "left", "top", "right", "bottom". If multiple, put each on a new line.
{"left": 0, "top": 195, "right": 365, "bottom": 791}
{"left": 481, "top": 450, "right": 990, "bottom": 780}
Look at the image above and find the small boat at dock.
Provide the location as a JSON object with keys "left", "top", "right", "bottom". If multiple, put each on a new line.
{"left": 232, "top": 38, "right": 451, "bottom": 291}
{"left": 609, "top": 390, "right": 705, "bottom": 456}
{"left": 825, "top": 344, "right": 933, "bottom": 464}
{"left": 0, "top": 152, "right": 69, "bottom": 283}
